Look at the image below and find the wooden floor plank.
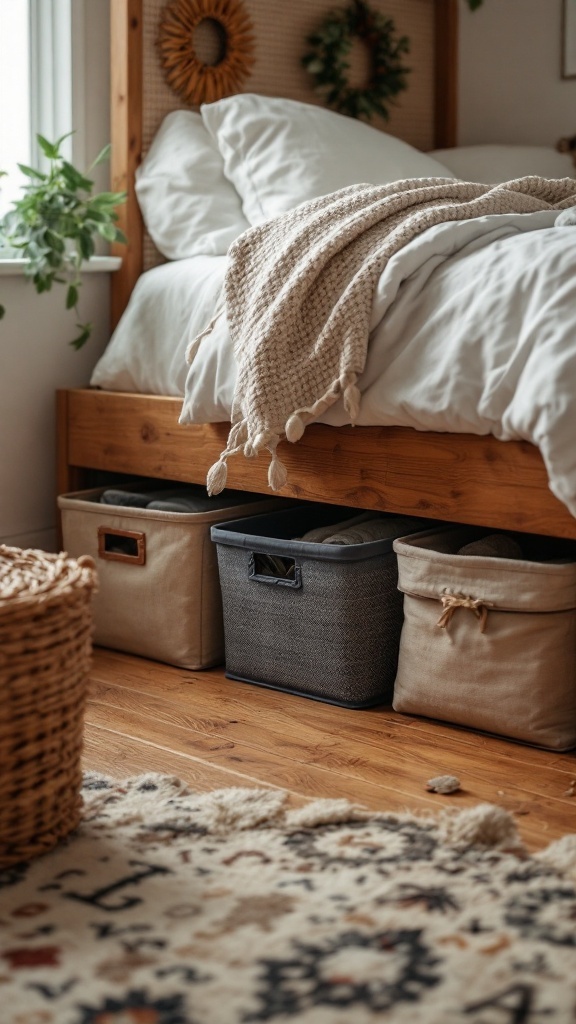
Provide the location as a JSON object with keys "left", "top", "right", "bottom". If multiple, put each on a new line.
{"left": 82, "top": 725, "right": 277, "bottom": 792}
{"left": 89, "top": 649, "right": 576, "bottom": 775}
{"left": 85, "top": 699, "right": 445, "bottom": 814}
{"left": 83, "top": 649, "right": 576, "bottom": 852}
{"left": 87, "top": 678, "right": 576, "bottom": 806}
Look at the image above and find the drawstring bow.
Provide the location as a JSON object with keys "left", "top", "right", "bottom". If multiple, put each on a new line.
{"left": 436, "top": 592, "right": 494, "bottom": 634}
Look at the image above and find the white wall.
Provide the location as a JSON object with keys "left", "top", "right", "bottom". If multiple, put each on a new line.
{"left": 0, "top": 275, "right": 111, "bottom": 550}
{"left": 458, "top": 0, "right": 576, "bottom": 145}
{"left": 0, "top": 0, "right": 111, "bottom": 551}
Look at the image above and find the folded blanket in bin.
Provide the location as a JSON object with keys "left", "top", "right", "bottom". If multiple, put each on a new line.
{"left": 100, "top": 486, "right": 265, "bottom": 513}
{"left": 300, "top": 513, "right": 425, "bottom": 545}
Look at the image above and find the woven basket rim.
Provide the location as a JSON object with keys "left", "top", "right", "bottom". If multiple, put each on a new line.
{"left": 0, "top": 546, "right": 97, "bottom": 609}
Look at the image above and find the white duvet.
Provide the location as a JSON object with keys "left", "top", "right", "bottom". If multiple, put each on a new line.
{"left": 92, "top": 209, "right": 576, "bottom": 517}
{"left": 179, "top": 209, "right": 576, "bottom": 518}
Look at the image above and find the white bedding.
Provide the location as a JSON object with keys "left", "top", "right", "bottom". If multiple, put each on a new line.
{"left": 90, "top": 87, "right": 576, "bottom": 517}
{"left": 179, "top": 209, "right": 576, "bottom": 517}
{"left": 90, "top": 255, "right": 227, "bottom": 396}
{"left": 91, "top": 206, "right": 576, "bottom": 518}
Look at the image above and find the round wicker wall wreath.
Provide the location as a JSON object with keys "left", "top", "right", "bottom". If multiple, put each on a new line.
{"left": 302, "top": 0, "right": 410, "bottom": 122}
{"left": 158, "top": 0, "right": 255, "bottom": 107}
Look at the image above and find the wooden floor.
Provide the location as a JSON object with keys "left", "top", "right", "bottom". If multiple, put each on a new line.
{"left": 84, "top": 647, "right": 576, "bottom": 853}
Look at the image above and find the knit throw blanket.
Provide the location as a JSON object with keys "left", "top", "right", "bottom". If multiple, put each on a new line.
{"left": 202, "top": 176, "right": 576, "bottom": 494}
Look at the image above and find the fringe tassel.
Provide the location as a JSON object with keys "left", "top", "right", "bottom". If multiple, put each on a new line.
{"left": 206, "top": 370, "right": 361, "bottom": 496}
{"left": 206, "top": 458, "right": 228, "bottom": 496}
{"left": 343, "top": 381, "right": 361, "bottom": 421}
{"left": 285, "top": 412, "right": 307, "bottom": 443}
{"left": 284, "top": 373, "right": 361, "bottom": 445}
{"left": 186, "top": 307, "right": 224, "bottom": 365}
{"left": 205, "top": 421, "right": 249, "bottom": 496}
{"left": 267, "top": 439, "right": 288, "bottom": 491}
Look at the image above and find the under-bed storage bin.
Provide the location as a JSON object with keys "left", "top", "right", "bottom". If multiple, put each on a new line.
{"left": 392, "top": 526, "right": 576, "bottom": 750}
{"left": 211, "top": 504, "right": 426, "bottom": 708}
{"left": 58, "top": 484, "right": 284, "bottom": 669}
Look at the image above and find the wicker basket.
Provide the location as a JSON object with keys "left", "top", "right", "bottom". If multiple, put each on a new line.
{"left": 0, "top": 546, "right": 97, "bottom": 868}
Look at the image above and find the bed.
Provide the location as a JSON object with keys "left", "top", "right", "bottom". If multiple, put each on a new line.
{"left": 57, "top": 0, "right": 576, "bottom": 540}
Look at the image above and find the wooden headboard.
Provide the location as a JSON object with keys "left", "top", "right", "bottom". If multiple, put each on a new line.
{"left": 109, "top": 0, "right": 458, "bottom": 326}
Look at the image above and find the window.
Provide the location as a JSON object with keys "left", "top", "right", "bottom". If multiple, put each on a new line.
{"left": 0, "top": 1, "right": 31, "bottom": 216}
{"left": 0, "top": 0, "right": 78, "bottom": 219}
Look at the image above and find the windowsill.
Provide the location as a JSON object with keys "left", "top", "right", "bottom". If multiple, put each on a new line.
{"left": 0, "top": 255, "right": 122, "bottom": 276}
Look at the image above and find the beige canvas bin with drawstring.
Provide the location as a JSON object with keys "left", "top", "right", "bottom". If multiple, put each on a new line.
{"left": 392, "top": 526, "right": 576, "bottom": 750}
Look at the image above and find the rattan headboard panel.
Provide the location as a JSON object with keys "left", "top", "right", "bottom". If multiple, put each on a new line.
{"left": 142, "top": 0, "right": 437, "bottom": 269}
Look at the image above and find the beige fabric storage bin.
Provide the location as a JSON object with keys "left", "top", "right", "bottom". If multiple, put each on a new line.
{"left": 58, "top": 485, "right": 283, "bottom": 669}
{"left": 392, "top": 526, "right": 576, "bottom": 750}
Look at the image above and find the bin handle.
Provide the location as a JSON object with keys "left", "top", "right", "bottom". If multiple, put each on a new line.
{"left": 97, "top": 527, "right": 146, "bottom": 565}
{"left": 248, "top": 553, "right": 302, "bottom": 588}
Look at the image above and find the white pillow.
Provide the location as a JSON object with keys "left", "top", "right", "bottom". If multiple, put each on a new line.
{"left": 429, "top": 144, "right": 575, "bottom": 184}
{"left": 201, "top": 94, "right": 455, "bottom": 225}
{"left": 90, "top": 256, "right": 228, "bottom": 396}
{"left": 135, "top": 110, "right": 250, "bottom": 259}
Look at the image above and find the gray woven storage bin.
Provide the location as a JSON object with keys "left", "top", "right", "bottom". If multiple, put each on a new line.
{"left": 211, "top": 504, "right": 426, "bottom": 707}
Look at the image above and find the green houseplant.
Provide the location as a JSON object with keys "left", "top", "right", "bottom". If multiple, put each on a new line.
{"left": 0, "top": 133, "right": 126, "bottom": 348}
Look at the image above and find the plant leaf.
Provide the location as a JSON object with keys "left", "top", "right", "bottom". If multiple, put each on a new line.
{"left": 45, "top": 229, "right": 65, "bottom": 253}
{"left": 37, "top": 134, "right": 59, "bottom": 159}
{"left": 66, "top": 284, "right": 79, "bottom": 309}
{"left": 70, "top": 323, "right": 92, "bottom": 349}
{"left": 54, "top": 130, "right": 75, "bottom": 151}
{"left": 89, "top": 143, "right": 111, "bottom": 169}
{"left": 17, "top": 163, "right": 46, "bottom": 181}
{"left": 78, "top": 230, "right": 94, "bottom": 260}
{"left": 98, "top": 221, "right": 118, "bottom": 242}
{"left": 89, "top": 190, "right": 127, "bottom": 208}
{"left": 61, "top": 161, "right": 94, "bottom": 191}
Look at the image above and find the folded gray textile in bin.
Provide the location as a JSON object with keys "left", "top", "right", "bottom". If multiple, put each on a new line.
{"left": 300, "top": 512, "right": 426, "bottom": 545}
{"left": 100, "top": 486, "right": 267, "bottom": 513}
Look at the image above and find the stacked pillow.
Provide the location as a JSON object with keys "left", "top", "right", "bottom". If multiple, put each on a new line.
{"left": 134, "top": 110, "right": 250, "bottom": 259}
{"left": 135, "top": 95, "right": 454, "bottom": 258}
{"left": 135, "top": 94, "right": 573, "bottom": 261}
{"left": 429, "top": 144, "right": 575, "bottom": 184}
{"left": 199, "top": 93, "right": 454, "bottom": 226}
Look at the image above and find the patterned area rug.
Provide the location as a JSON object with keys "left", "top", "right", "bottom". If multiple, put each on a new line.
{"left": 2, "top": 774, "right": 576, "bottom": 1024}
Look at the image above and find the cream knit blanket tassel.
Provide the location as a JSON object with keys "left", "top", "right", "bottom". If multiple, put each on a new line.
{"left": 207, "top": 370, "right": 361, "bottom": 495}
{"left": 200, "top": 176, "right": 576, "bottom": 495}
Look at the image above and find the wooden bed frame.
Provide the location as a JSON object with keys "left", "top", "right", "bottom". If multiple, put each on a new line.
{"left": 56, "top": 0, "right": 576, "bottom": 540}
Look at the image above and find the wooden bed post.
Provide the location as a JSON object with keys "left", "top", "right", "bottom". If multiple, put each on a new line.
{"left": 434, "top": 0, "right": 459, "bottom": 149}
{"left": 55, "top": 390, "right": 95, "bottom": 549}
{"left": 110, "top": 0, "right": 144, "bottom": 330}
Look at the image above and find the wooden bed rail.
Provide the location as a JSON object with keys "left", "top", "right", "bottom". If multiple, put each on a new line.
{"left": 57, "top": 389, "right": 576, "bottom": 539}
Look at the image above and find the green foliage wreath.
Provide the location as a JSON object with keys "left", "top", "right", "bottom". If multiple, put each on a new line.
{"left": 302, "top": 0, "right": 410, "bottom": 122}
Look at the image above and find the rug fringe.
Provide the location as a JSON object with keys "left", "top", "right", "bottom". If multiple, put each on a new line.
{"left": 80, "top": 775, "right": 576, "bottom": 871}
{"left": 535, "top": 834, "right": 576, "bottom": 877}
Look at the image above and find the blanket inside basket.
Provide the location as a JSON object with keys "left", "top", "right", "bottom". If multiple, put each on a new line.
{"left": 190, "top": 176, "right": 576, "bottom": 494}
